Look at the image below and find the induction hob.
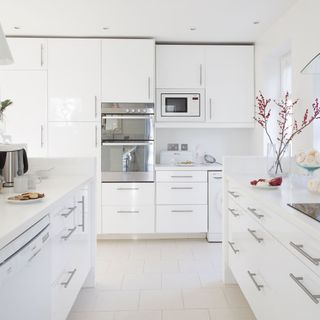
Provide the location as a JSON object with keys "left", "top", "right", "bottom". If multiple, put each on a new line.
{"left": 287, "top": 203, "right": 320, "bottom": 223}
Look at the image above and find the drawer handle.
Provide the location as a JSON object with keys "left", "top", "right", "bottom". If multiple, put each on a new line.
{"left": 171, "top": 187, "right": 193, "bottom": 190}
{"left": 117, "top": 187, "right": 139, "bottom": 191}
{"left": 228, "top": 241, "right": 239, "bottom": 254}
{"left": 28, "top": 248, "right": 42, "bottom": 262}
{"left": 171, "top": 210, "right": 194, "bottom": 213}
{"left": 61, "top": 269, "right": 77, "bottom": 288}
{"left": 117, "top": 210, "right": 140, "bottom": 214}
{"left": 247, "top": 207, "right": 264, "bottom": 219}
{"left": 77, "top": 196, "right": 85, "bottom": 232}
{"left": 61, "top": 227, "right": 77, "bottom": 241}
{"left": 247, "top": 228, "right": 263, "bottom": 243}
{"left": 170, "top": 176, "right": 193, "bottom": 178}
{"left": 213, "top": 177, "right": 223, "bottom": 180}
{"left": 248, "top": 271, "right": 264, "bottom": 291}
{"left": 289, "top": 273, "right": 320, "bottom": 304}
{"left": 228, "top": 208, "right": 240, "bottom": 217}
{"left": 61, "top": 206, "right": 77, "bottom": 218}
{"left": 228, "top": 191, "right": 240, "bottom": 198}
{"left": 290, "top": 242, "right": 320, "bottom": 266}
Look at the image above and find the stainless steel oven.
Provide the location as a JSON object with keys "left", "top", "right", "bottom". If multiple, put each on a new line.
{"left": 101, "top": 103, "right": 154, "bottom": 182}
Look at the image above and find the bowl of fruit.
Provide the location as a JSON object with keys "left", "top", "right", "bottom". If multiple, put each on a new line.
{"left": 250, "top": 177, "right": 282, "bottom": 189}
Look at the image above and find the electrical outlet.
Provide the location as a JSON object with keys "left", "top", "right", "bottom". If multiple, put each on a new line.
{"left": 167, "top": 143, "right": 179, "bottom": 151}
{"left": 181, "top": 144, "right": 188, "bottom": 151}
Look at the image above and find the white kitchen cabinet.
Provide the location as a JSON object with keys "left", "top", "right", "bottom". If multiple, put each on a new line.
{"left": 48, "top": 39, "right": 100, "bottom": 122}
{"left": 205, "top": 46, "right": 254, "bottom": 126}
{"left": 156, "top": 45, "right": 205, "bottom": 89}
{"left": 48, "top": 122, "right": 98, "bottom": 157}
{"left": 0, "top": 70, "right": 47, "bottom": 157}
{"left": 0, "top": 38, "right": 47, "bottom": 70}
{"left": 101, "top": 39, "right": 155, "bottom": 103}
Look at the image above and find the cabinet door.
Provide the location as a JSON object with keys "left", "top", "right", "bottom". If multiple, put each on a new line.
{"left": 205, "top": 46, "right": 254, "bottom": 126}
{"left": 101, "top": 39, "right": 155, "bottom": 103}
{"left": 156, "top": 45, "right": 205, "bottom": 89}
{"left": 48, "top": 122, "right": 98, "bottom": 157}
{"left": 48, "top": 39, "right": 100, "bottom": 121}
{"left": 0, "top": 71, "right": 47, "bottom": 157}
{"left": 0, "top": 38, "right": 47, "bottom": 70}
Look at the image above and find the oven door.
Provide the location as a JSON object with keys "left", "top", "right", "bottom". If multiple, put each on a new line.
{"left": 101, "top": 142, "right": 154, "bottom": 182}
{"left": 161, "top": 93, "right": 200, "bottom": 117}
{"left": 101, "top": 115, "right": 154, "bottom": 141}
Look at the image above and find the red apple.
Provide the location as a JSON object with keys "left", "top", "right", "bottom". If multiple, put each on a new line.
{"left": 250, "top": 180, "right": 258, "bottom": 186}
{"left": 269, "top": 177, "right": 282, "bottom": 186}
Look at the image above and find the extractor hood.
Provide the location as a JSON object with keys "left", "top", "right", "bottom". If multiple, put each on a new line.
{"left": 301, "top": 52, "right": 320, "bottom": 74}
{"left": 0, "top": 23, "right": 13, "bottom": 65}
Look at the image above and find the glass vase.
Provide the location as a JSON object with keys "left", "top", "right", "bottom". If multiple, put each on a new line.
{"left": 267, "top": 143, "right": 292, "bottom": 177}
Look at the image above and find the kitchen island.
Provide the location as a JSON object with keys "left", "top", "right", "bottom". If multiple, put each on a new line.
{"left": 223, "top": 156, "right": 320, "bottom": 320}
{"left": 0, "top": 158, "right": 96, "bottom": 320}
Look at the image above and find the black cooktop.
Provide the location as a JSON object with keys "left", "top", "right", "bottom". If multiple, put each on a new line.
{"left": 288, "top": 203, "right": 320, "bottom": 223}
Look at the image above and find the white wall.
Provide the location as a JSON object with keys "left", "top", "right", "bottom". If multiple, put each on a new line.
{"left": 156, "top": 128, "right": 254, "bottom": 163}
{"left": 253, "top": 0, "right": 320, "bottom": 155}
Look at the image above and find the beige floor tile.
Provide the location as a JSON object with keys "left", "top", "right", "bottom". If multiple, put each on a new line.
{"left": 114, "top": 310, "right": 162, "bottom": 320}
{"left": 122, "top": 273, "right": 161, "bottom": 290}
{"left": 163, "top": 309, "right": 210, "bottom": 320}
{"left": 209, "top": 307, "right": 256, "bottom": 320}
{"left": 108, "top": 259, "right": 145, "bottom": 274}
{"left": 223, "top": 286, "right": 250, "bottom": 307}
{"left": 72, "top": 289, "right": 99, "bottom": 312}
{"left": 94, "top": 290, "right": 140, "bottom": 311}
{"left": 183, "top": 288, "right": 228, "bottom": 309}
{"left": 144, "top": 259, "right": 179, "bottom": 273}
{"left": 96, "top": 273, "right": 124, "bottom": 290}
{"left": 179, "top": 259, "right": 215, "bottom": 273}
{"left": 199, "top": 271, "right": 224, "bottom": 288}
{"left": 67, "top": 311, "right": 114, "bottom": 320}
{"left": 162, "top": 273, "right": 201, "bottom": 289}
{"left": 139, "top": 290, "right": 183, "bottom": 310}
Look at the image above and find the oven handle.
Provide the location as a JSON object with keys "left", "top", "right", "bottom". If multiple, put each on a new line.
{"left": 102, "top": 142, "right": 153, "bottom": 146}
{"left": 102, "top": 115, "right": 154, "bottom": 120}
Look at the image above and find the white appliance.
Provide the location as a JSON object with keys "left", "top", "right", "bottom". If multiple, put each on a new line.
{"left": 208, "top": 170, "right": 223, "bottom": 242}
{"left": 159, "top": 150, "right": 194, "bottom": 165}
{"left": 157, "top": 89, "right": 205, "bottom": 122}
{"left": 0, "top": 215, "right": 51, "bottom": 320}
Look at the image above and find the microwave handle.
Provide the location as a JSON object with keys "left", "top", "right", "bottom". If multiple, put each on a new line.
{"left": 102, "top": 142, "right": 153, "bottom": 146}
{"left": 200, "top": 64, "right": 203, "bottom": 86}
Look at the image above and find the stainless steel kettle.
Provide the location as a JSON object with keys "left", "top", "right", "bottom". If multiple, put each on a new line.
{"left": 0, "top": 144, "right": 29, "bottom": 187}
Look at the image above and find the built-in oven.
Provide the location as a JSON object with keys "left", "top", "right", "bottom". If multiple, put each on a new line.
{"left": 101, "top": 103, "right": 154, "bottom": 182}
{"left": 157, "top": 89, "right": 205, "bottom": 122}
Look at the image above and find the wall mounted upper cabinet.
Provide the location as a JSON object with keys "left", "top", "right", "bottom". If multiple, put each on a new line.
{"left": 101, "top": 39, "right": 155, "bottom": 103}
{"left": 48, "top": 39, "right": 100, "bottom": 122}
{"left": 205, "top": 45, "right": 254, "bottom": 127}
{"left": 156, "top": 45, "right": 205, "bottom": 89}
{"left": 0, "top": 38, "right": 47, "bottom": 70}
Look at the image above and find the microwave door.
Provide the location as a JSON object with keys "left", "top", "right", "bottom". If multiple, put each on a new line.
{"left": 162, "top": 97, "right": 188, "bottom": 116}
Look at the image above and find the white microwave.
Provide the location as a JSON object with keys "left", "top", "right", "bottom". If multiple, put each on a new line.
{"left": 157, "top": 89, "right": 205, "bottom": 122}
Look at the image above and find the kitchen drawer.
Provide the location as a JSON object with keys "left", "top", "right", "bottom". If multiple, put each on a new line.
{"left": 156, "top": 170, "right": 207, "bottom": 182}
{"left": 156, "top": 182, "right": 207, "bottom": 204}
{"left": 102, "top": 205, "right": 155, "bottom": 234}
{"left": 156, "top": 205, "right": 207, "bottom": 233}
{"left": 102, "top": 182, "right": 154, "bottom": 206}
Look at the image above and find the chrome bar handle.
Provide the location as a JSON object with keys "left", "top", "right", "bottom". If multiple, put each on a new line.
{"left": 117, "top": 187, "right": 139, "bottom": 191}
{"left": 247, "top": 207, "right": 264, "bottom": 219}
{"left": 171, "top": 210, "right": 194, "bottom": 213}
{"left": 40, "top": 125, "right": 44, "bottom": 148}
{"left": 228, "top": 191, "right": 240, "bottom": 199}
{"left": 40, "top": 44, "right": 44, "bottom": 67}
{"left": 209, "top": 98, "right": 212, "bottom": 120}
{"left": 148, "top": 76, "right": 151, "bottom": 100}
{"left": 77, "top": 196, "right": 85, "bottom": 232}
{"left": 94, "top": 96, "right": 98, "bottom": 118}
{"left": 228, "top": 208, "right": 240, "bottom": 217}
{"left": 95, "top": 125, "right": 98, "bottom": 147}
{"left": 171, "top": 187, "right": 193, "bottom": 190}
{"left": 289, "top": 273, "right": 320, "bottom": 304}
{"left": 228, "top": 241, "right": 239, "bottom": 254}
{"left": 61, "top": 227, "right": 77, "bottom": 241}
{"left": 213, "top": 176, "right": 222, "bottom": 180}
{"left": 28, "top": 248, "right": 42, "bottom": 262}
{"left": 61, "top": 206, "right": 77, "bottom": 218}
{"left": 61, "top": 269, "right": 77, "bottom": 288}
{"left": 117, "top": 210, "right": 140, "bottom": 214}
{"left": 171, "top": 175, "right": 193, "bottom": 178}
{"left": 290, "top": 242, "right": 320, "bottom": 266}
{"left": 200, "top": 64, "right": 203, "bottom": 86}
{"left": 248, "top": 271, "right": 264, "bottom": 291}
{"left": 248, "top": 228, "right": 263, "bottom": 243}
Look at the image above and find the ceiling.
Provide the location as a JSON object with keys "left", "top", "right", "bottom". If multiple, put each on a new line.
{"left": 0, "top": 0, "right": 298, "bottom": 42}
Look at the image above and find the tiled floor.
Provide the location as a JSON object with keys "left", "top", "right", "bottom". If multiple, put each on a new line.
{"left": 68, "top": 239, "right": 256, "bottom": 320}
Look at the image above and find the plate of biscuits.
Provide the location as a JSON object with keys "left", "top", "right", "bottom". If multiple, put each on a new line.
{"left": 7, "top": 192, "right": 45, "bottom": 204}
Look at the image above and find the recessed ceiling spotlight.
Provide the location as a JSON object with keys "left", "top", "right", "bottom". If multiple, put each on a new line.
{"left": 102, "top": 27, "right": 110, "bottom": 30}
{"left": 13, "top": 26, "right": 21, "bottom": 30}
{"left": 253, "top": 21, "right": 260, "bottom": 25}
{"left": 189, "top": 26, "right": 197, "bottom": 31}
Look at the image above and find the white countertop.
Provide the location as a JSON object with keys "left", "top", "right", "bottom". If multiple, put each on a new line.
{"left": 0, "top": 175, "right": 93, "bottom": 250}
{"left": 155, "top": 163, "right": 222, "bottom": 171}
{"left": 227, "top": 174, "right": 320, "bottom": 239}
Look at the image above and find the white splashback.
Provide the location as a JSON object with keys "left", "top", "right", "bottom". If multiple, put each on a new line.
{"left": 156, "top": 128, "right": 254, "bottom": 163}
